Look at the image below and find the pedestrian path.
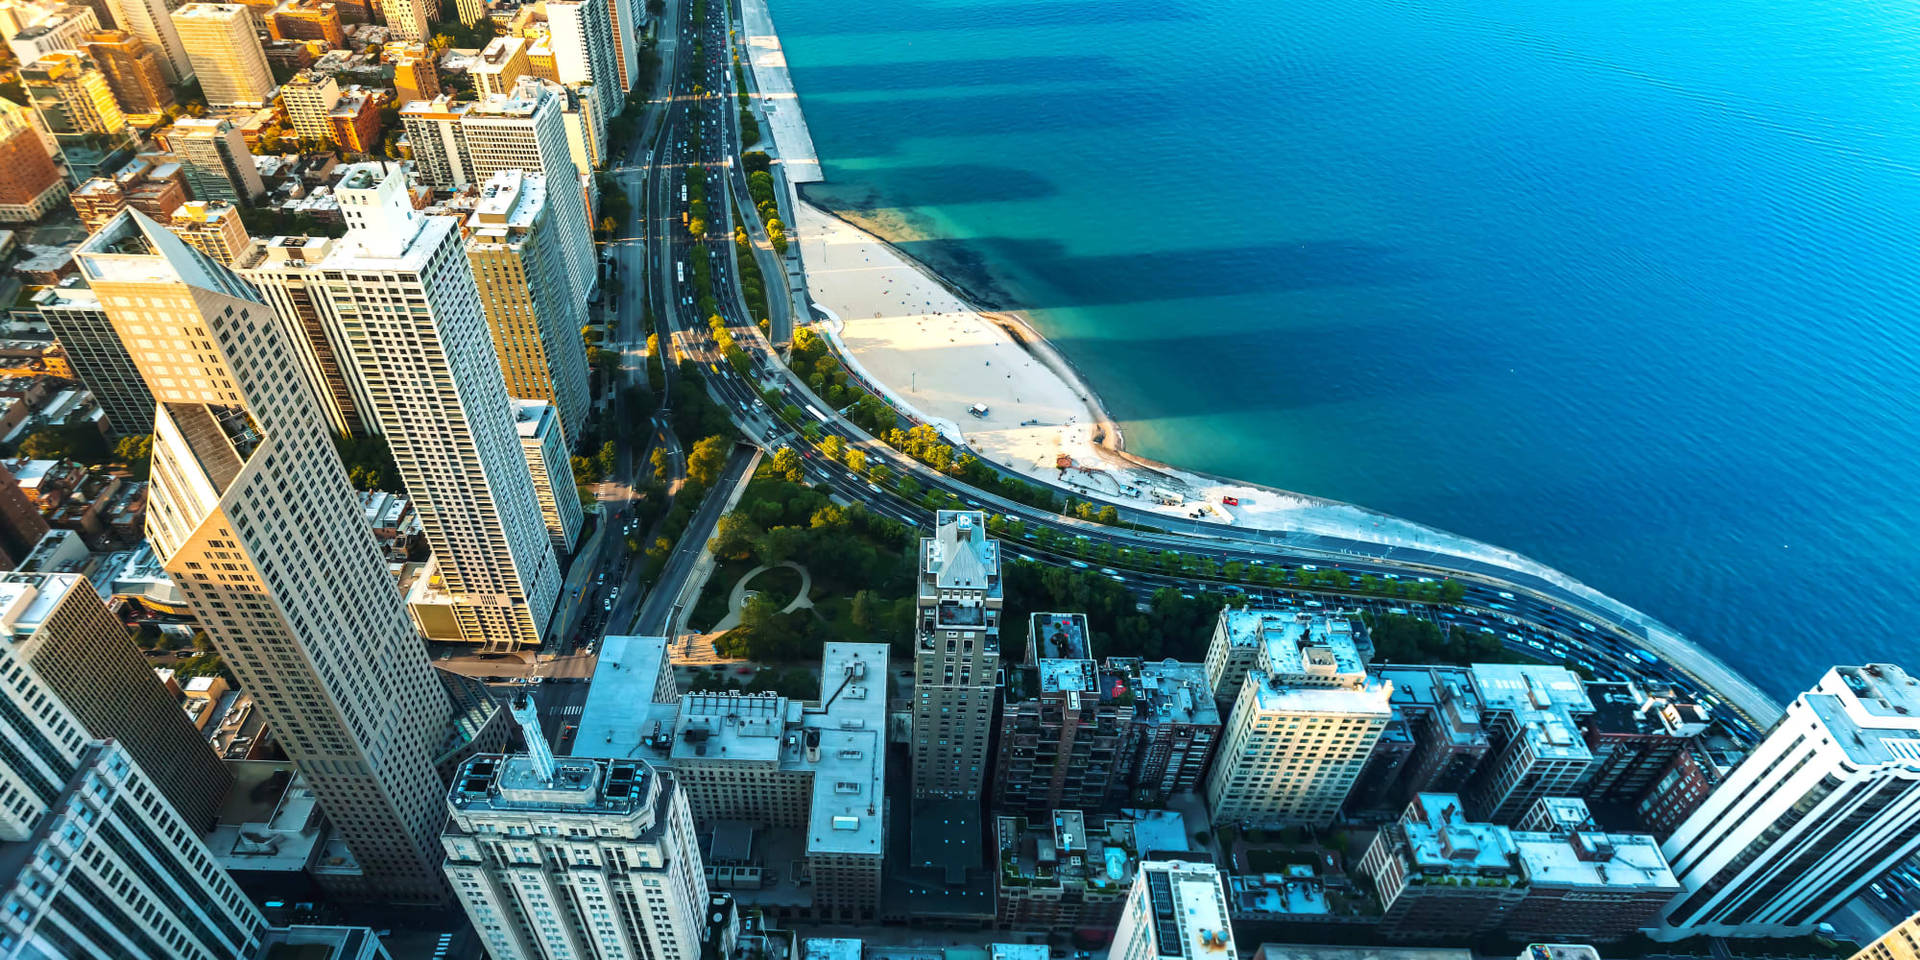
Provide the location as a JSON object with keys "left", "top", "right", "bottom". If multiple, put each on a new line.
{"left": 711, "top": 561, "right": 812, "bottom": 631}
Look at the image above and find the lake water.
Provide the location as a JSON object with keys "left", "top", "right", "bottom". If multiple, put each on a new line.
{"left": 773, "top": 0, "right": 1920, "bottom": 701}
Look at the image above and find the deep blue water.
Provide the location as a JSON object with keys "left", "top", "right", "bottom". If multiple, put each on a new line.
{"left": 772, "top": 0, "right": 1920, "bottom": 702}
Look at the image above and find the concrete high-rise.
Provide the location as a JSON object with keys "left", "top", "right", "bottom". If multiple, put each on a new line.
{"left": 0, "top": 569, "right": 231, "bottom": 831}
{"left": 75, "top": 210, "right": 458, "bottom": 904}
{"left": 234, "top": 233, "right": 371, "bottom": 436}
{"left": 33, "top": 284, "right": 155, "bottom": 434}
{"left": 173, "top": 4, "right": 274, "bottom": 107}
{"left": 399, "top": 78, "right": 595, "bottom": 304}
{"left": 168, "top": 115, "right": 265, "bottom": 205}
{"left": 1107, "top": 860, "right": 1235, "bottom": 960}
{"left": 20, "top": 51, "right": 124, "bottom": 135}
{"left": 471, "top": 36, "right": 531, "bottom": 99}
{"left": 319, "top": 165, "right": 561, "bottom": 650}
{"left": 167, "top": 198, "right": 252, "bottom": 265}
{"left": 442, "top": 699, "right": 709, "bottom": 960}
{"left": 105, "top": 0, "right": 191, "bottom": 82}
{"left": 1852, "top": 911, "right": 1920, "bottom": 960}
{"left": 1656, "top": 663, "right": 1920, "bottom": 940}
{"left": 1463, "top": 664, "right": 1596, "bottom": 824}
{"left": 466, "top": 169, "right": 591, "bottom": 446}
{"left": 995, "top": 611, "right": 1135, "bottom": 814}
{"left": 513, "top": 399, "right": 582, "bottom": 554}
{"left": 911, "top": 510, "right": 1001, "bottom": 800}
{"left": 546, "top": 0, "right": 619, "bottom": 118}
{"left": 85, "top": 29, "right": 176, "bottom": 116}
{"left": 379, "top": 0, "right": 426, "bottom": 40}
{"left": 281, "top": 69, "right": 342, "bottom": 144}
{"left": 1204, "top": 609, "right": 1393, "bottom": 827}
{"left": 0, "top": 634, "right": 267, "bottom": 959}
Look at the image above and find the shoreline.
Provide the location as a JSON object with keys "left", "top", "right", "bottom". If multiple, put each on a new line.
{"left": 737, "top": 0, "right": 1783, "bottom": 726}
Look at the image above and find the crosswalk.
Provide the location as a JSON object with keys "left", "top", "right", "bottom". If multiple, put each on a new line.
{"left": 549, "top": 705, "right": 584, "bottom": 717}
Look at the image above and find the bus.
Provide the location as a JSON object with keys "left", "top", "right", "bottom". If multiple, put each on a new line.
{"left": 676, "top": 261, "right": 685, "bottom": 284}
{"left": 680, "top": 184, "right": 688, "bottom": 203}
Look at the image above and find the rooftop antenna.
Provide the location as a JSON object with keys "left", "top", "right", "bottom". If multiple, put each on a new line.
{"left": 511, "top": 690, "right": 557, "bottom": 784}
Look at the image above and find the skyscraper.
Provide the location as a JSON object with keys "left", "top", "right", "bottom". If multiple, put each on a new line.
{"left": 318, "top": 165, "right": 561, "bottom": 650}
{"left": 1204, "top": 609, "right": 1393, "bottom": 827}
{"left": 75, "top": 210, "right": 458, "bottom": 904}
{"left": 995, "top": 612, "right": 1136, "bottom": 814}
{"left": 32, "top": 284, "right": 155, "bottom": 435}
{"left": 513, "top": 399, "right": 583, "bottom": 554}
{"left": 380, "top": 0, "right": 428, "bottom": 40}
{"left": 172, "top": 3, "right": 275, "bottom": 108}
{"left": 0, "top": 569, "right": 231, "bottom": 831}
{"left": 0, "top": 96, "right": 66, "bottom": 222}
{"left": 233, "top": 233, "right": 371, "bottom": 436}
{"left": 911, "top": 510, "right": 1001, "bottom": 800}
{"left": 467, "top": 169, "right": 591, "bottom": 446}
{"left": 168, "top": 116, "right": 266, "bottom": 205}
{"left": 20, "top": 51, "right": 125, "bottom": 135}
{"left": 1462, "top": 663, "right": 1596, "bottom": 824}
{"left": 105, "top": 0, "right": 191, "bottom": 83}
{"left": 85, "top": 29, "right": 176, "bottom": 116}
{"left": 546, "top": 0, "right": 619, "bottom": 118}
{"left": 0, "top": 620, "right": 266, "bottom": 959}
{"left": 442, "top": 697, "right": 710, "bottom": 960}
{"left": 1107, "top": 860, "right": 1235, "bottom": 960}
{"left": 167, "top": 198, "right": 252, "bottom": 265}
{"left": 1655, "top": 663, "right": 1920, "bottom": 940}
{"left": 398, "top": 78, "right": 594, "bottom": 303}
{"left": 281, "top": 69, "right": 342, "bottom": 144}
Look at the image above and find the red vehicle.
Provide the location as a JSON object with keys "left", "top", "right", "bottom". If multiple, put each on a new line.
{"left": 1221, "top": 496, "right": 1240, "bottom": 506}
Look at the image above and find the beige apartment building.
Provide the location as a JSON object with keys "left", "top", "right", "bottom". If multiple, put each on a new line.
{"left": 173, "top": 4, "right": 275, "bottom": 107}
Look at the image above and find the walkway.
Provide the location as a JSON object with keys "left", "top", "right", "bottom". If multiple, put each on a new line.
{"left": 711, "top": 561, "right": 812, "bottom": 631}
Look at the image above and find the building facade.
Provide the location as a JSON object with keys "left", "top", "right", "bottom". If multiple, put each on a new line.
{"left": 512, "top": 399, "right": 582, "bottom": 554}
{"left": 466, "top": 169, "right": 591, "bottom": 447}
{"left": 20, "top": 51, "right": 123, "bottom": 135}
{"left": 1204, "top": 611, "right": 1393, "bottom": 827}
{"left": 168, "top": 116, "right": 265, "bottom": 205}
{"left": 320, "top": 165, "right": 561, "bottom": 650}
{"left": 105, "top": 0, "right": 191, "bottom": 83}
{"left": 1656, "top": 663, "right": 1920, "bottom": 940}
{"left": 1463, "top": 663, "right": 1596, "bottom": 824}
{"left": 233, "top": 234, "right": 371, "bottom": 437}
{"left": 1108, "top": 861, "right": 1236, "bottom": 960}
{"left": 173, "top": 4, "right": 275, "bottom": 108}
{"left": 33, "top": 285, "right": 155, "bottom": 435}
{"left": 911, "top": 510, "right": 1001, "bottom": 800}
{"left": 0, "top": 570, "right": 230, "bottom": 831}
{"left": 281, "top": 69, "right": 341, "bottom": 144}
{"left": 76, "top": 210, "right": 458, "bottom": 904}
{"left": 85, "top": 30, "right": 175, "bottom": 116}
{"left": 0, "top": 97, "right": 66, "bottom": 222}
{"left": 167, "top": 199, "right": 252, "bottom": 265}
{"left": 995, "top": 612, "right": 1135, "bottom": 814}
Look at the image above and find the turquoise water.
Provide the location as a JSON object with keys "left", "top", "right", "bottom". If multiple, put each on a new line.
{"left": 773, "top": 0, "right": 1920, "bottom": 700}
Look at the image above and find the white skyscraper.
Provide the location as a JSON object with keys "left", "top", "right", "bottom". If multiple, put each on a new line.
{"left": 1108, "top": 861, "right": 1236, "bottom": 960}
{"left": 442, "top": 699, "right": 710, "bottom": 960}
{"left": 0, "top": 635, "right": 267, "bottom": 958}
{"left": 171, "top": 4, "right": 274, "bottom": 108}
{"left": 1203, "top": 609, "right": 1393, "bottom": 827}
{"left": 1655, "top": 663, "right": 1920, "bottom": 940}
{"left": 75, "top": 210, "right": 458, "bottom": 904}
{"left": 546, "top": 0, "right": 621, "bottom": 119}
{"left": 319, "top": 165, "right": 561, "bottom": 650}
{"left": 106, "top": 0, "right": 191, "bottom": 82}
{"left": 234, "top": 233, "right": 374, "bottom": 436}
{"left": 513, "top": 399, "right": 583, "bottom": 554}
{"left": 399, "top": 78, "right": 595, "bottom": 305}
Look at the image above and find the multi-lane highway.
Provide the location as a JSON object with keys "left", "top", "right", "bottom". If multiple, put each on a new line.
{"left": 614, "top": 0, "right": 1780, "bottom": 739}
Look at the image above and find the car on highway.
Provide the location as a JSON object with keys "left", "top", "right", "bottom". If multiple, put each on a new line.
{"left": 1068, "top": 560, "right": 1089, "bottom": 569}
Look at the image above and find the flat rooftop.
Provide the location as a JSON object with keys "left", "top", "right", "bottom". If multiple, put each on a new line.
{"left": 449, "top": 753, "right": 652, "bottom": 815}
{"left": 1136, "top": 661, "right": 1220, "bottom": 727}
{"left": 1511, "top": 829, "right": 1677, "bottom": 891}
{"left": 1140, "top": 861, "right": 1235, "bottom": 960}
{"left": 1377, "top": 664, "right": 1488, "bottom": 745}
{"left": 1403, "top": 793, "right": 1521, "bottom": 876}
{"left": 1472, "top": 663, "right": 1594, "bottom": 760}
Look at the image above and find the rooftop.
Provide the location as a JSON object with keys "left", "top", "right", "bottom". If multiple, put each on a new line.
{"left": 1806, "top": 664, "right": 1920, "bottom": 766}
{"left": 924, "top": 510, "right": 998, "bottom": 593}
{"left": 1401, "top": 793, "right": 1521, "bottom": 877}
{"left": 1510, "top": 828, "right": 1677, "bottom": 892}
{"left": 1137, "top": 861, "right": 1235, "bottom": 960}
{"left": 449, "top": 753, "right": 653, "bottom": 815}
{"left": 804, "top": 940, "right": 862, "bottom": 960}
{"left": 1584, "top": 679, "right": 1712, "bottom": 740}
{"left": 0, "top": 572, "right": 81, "bottom": 641}
{"left": 1471, "top": 664, "right": 1594, "bottom": 761}
{"left": 1248, "top": 610, "right": 1366, "bottom": 683}
{"left": 997, "top": 810, "right": 1137, "bottom": 895}
{"left": 1377, "top": 664, "right": 1488, "bottom": 746}
{"left": 1230, "top": 872, "right": 1330, "bottom": 917}
{"left": 1135, "top": 660, "right": 1221, "bottom": 727}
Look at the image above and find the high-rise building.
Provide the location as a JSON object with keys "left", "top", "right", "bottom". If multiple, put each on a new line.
{"left": 467, "top": 169, "right": 591, "bottom": 445}
{"left": 1463, "top": 664, "right": 1596, "bottom": 824}
{"left": 32, "top": 285, "right": 155, "bottom": 434}
{"left": 281, "top": 69, "right": 342, "bottom": 144}
{"left": 1579, "top": 679, "right": 1713, "bottom": 814}
{"left": 1107, "top": 860, "right": 1235, "bottom": 960}
{"left": 398, "top": 78, "right": 594, "bottom": 303}
{"left": 995, "top": 810, "right": 1139, "bottom": 932}
{"left": 471, "top": 36, "right": 530, "bottom": 100}
{"left": 85, "top": 29, "right": 175, "bottom": 116}
{"left": 1124, "top": 659, "right": 1222, "bottom": 803}
{"left": 20, "top": 51, "right": 124, "bottom": 135}
{"left": 1656, "top": 663, "right": 1920, "bottom": 940}
{"left": 442, "top": 698, "right": 710, "bottom": 960}
{"left": 1359, "top": 665, "right": 1492, "bottom": 812}
{"left": 173, "top": 4, "right": 275, "bottom": 107}
{"left": 0, "top": 629, "right": 267, "bottom": 958}
{"left": 0, "top": 461, "right": 50, "bottom": 563}
{"left": 266, "top": 0, "right": 343, "bottom": 46}
{"left": 168, "top": 116, "right": 266, "bottom": 205}
{"left": 0, "top": 569, "right": 231, "bottom": 830}
{"left": 168, "top": 198, "right": 252, "bottom": 265}
{"left": 1203, "top": 606, "right": 1366, "bottom": 707}
{"left": 0, "top": 96, "right": 65, "bottom": 222}
{"left": 75, "top": 210, "right": 459, "bottom": 904}
{"left": 1204, "top": 609, "right": 1393, "bottom": 827}
{"left": 233, "top": 233, "right": 370, "bottom": 436}
{"left": 105, "top": 0, "right": 191, "bottom": 83}
{"left": 911, "top": 510, "right": 1001, "bottom": 800}
{"left": 319, "top": 165, "right": 561, "bottom": 650}
{"left": 5, "top": 3, "right": 95, "bottom": 65}
{"left": 606, "top": 0, "right": 637, "bottom": 97}
{"left": 512, "top": 399, "right": 583, "bottom": 554}
{"left": 995, "top": 612, "right": 1136, "bottom": 814}
{"left": 451, "top": 0, "right": 480, "bottom": 25}
{"left": 378, "top": 0, "right": 425, "bottom": 41}
{"left": 388, "top": 42, "right": 438, "bottom": 104}
{"left": 1851, "top": 910, "right": 1920, "bottom": 960}
{"left": 69, "top": 155, "right": 188, "bottom": 230}
{"left": 545, "top": 0, "right": 619, "bottom": 118}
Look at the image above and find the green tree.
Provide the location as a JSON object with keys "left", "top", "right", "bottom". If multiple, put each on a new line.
{"left": 771, "top": 446, "right": 803, "bottom": 482}
{"left": 651, "top": 447, "right": 671, "bottom": 481}
{"left": 708, "top": 513, "right": 763, "bottom": 561}
{"left": 113, "top": 434, "right": 154, "bottom": 480}
{"left": 686, "top": 435, "right": 730, "bottom": 486}
{"left": 595, "top": 441, "right": 618, "bottom": 479}
{"left": 819, "top": 434, "right": 845, "bottom": 463}
{"left": 332, "top": 431, "right": 402, "bottom": 492}
{"left": 850, "top": 589, "right": 873, "bottom": 631}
